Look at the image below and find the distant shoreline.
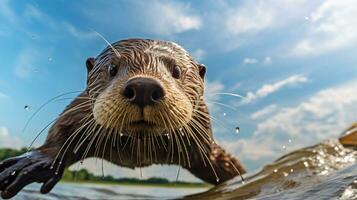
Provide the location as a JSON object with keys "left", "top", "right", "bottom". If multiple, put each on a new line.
{"left": 60, "top": 180, "right": 211, "bottom": 188}
{"left": 0, "top": 148, "right": 210, "bottom": 189}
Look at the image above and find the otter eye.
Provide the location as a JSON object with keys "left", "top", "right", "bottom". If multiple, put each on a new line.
{"left": 108, "top": 64, "right": 118, "bottom": 77}
{"left": 172, "top": 65, "right": 181, "bottom": 79}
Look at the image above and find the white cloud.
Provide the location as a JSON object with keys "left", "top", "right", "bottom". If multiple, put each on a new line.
{"left": 0, "top": 0, "right": 17, "bottom": 24}
{"left": 242, "top": 56, "right": 272, "bottom": 65}
{"left": 24, "top": 4, "right": 95, "bottom": 39}
{"left": 0, "top": 127, "right": 24, "bottom": 149}
{"left": 61, "top": 22, "right": 97, "bottom": 39}
{"left": 243, "top": 58, "right": 258, "bottom": 65}
{"left": 14, "top": 48, "right": 39, "bottom": 79}
{"left": 251, "top": 104, "right": 277, "bottom": 120}
{"left": 204, "top": 80, "right": 225, "bottom": 113}
{"left": 226, "top": 2, "right": 275, "bottom": 35}
{"left": 191, "top": 48, "right": 206, "bottom": 62}
{"left": 0, "top": 92, "right": 9, "bottom": 100}
{"left": 141, "top": 1, "right": 202, "bottom": 35}
{"left": 292, "top": 0, "right": 357, "bottom": 55}
{"left": 254, "top": 81, "right": 357, "bottom": 138}
{"left": 221, "top": 137, "right": 276, "bottom": 161}
{"left": 225, "top": 0, "right": 314, "bottom": 36}
{"left": 263, "top": 56, "right": 272, "bottom": 65}
{"left": 242, "top": 74, "right": 308, "bottom": 104}
{"left": 222, "top": 81, "right": 357, "bottom": 168}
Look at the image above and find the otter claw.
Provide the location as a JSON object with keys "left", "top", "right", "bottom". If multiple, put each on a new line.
{"left": 0, "top": 151, "right": 64, "bottom": 199}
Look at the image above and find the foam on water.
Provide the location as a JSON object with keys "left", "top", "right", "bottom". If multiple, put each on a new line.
{"left": 186, "top": 139, "right": 357, "bottom": 200}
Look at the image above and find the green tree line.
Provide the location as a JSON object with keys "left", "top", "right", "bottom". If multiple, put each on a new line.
{"left": 0, "top": 148, "right": 208, "bottom": 187}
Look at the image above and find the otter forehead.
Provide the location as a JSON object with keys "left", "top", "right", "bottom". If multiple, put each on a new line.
{"left": 95, "top": 39, "right": 196, "bottom": 69}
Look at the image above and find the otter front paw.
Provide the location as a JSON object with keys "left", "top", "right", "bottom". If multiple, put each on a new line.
{"left": 0, "top": 151, "right": 64, "bottom": 199}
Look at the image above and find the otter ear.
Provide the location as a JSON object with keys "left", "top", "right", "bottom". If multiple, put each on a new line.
{"left": 198, "top": 63, "right": 206, "bottom": 79}
{"left": 86, "top": 57, "right": 95, "bottom": 73}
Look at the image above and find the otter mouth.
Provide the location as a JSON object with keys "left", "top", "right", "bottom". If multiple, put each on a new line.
{"left": 129, "top": 120, "right": 156, "bottom": 127}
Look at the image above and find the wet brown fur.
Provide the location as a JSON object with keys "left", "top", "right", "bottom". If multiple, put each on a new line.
{"left": 38, "top": 39, "right": 246, "bottom": 185}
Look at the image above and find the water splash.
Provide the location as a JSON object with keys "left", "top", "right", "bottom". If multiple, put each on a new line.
{"left": 24, "top": 105, "right": 31, "bottom": 110}
{"left": 187, "top": 140, "right": 357, "bottom": 200}
{"left": 283, "top": 172, "right": 288, "bottom": 177}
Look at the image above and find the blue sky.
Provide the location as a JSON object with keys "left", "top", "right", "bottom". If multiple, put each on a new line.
{"left": 0, "top": 0, "right": 357, "bottom": 182}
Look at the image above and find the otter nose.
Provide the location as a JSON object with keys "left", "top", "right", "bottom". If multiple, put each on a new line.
{"left": 123, "top": 77, "right": 164, "bottom": 107}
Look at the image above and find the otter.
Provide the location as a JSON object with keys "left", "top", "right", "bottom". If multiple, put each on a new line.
{"left": 0, "top": 39, "right": 245, "bottom": 199}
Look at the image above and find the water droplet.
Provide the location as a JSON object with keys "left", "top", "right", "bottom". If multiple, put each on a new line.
{"left": 216, "top": 178, "right": 220, "bottom": 182}
{"left": 288, "top": 139, "right": 292, "bottom": 143}
{"left": 305, "top": 16, "right": 309, "bottom": 20}
{"left": 179, "top": 128, "right": 183, "bottom": 131}
{"left": 283, "top": 172, "right": 288, "bottom": 177}
{"left": 282, "top": 145, "right": 286, "bottom": 150}
{"left": 241, "top": 180, "right": 245, "bottom": 184}
{"left": 120, "top": 133, "right": 124, "bottom": 137}
{"left": 354, "top": 180, "right": 357, "bottom": 184}
{"left": 274, "top": 169, "right": 278, "bottom": 173}
{"left": 290, "top": 169, "right": 294, "bottom": 173}
{"left": 11, "top": 171, "right": 16, "bottom": 176}
{"left": 50, "top": 166, "right": 54, "bottom": 169}
{"left": 48, "top": 57, "right": 53, "bottom": 62}
{"left": 55, "top": 172, "right": 58, "bottom": 175}
{"left": 58, "top": 161, "right": 62, "bottom": 165}
{"left": 235, "top": 127, "right": 240, "bottom": 134}
{"left": 303, "top": 161, "right": 309, "bottom": 168}
{"left": 223, "top": 113, "right": 226, "bottom": 116}
{"left": 24, "top": 105, "right": 31, "bottom": 110}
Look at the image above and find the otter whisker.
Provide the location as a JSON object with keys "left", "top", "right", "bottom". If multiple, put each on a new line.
{"left": 137, "top": 138, "right": 142, "bottom": 176}
{"left": 194, "top": 99, "right": 238, "bottom": 111}
{"left": 58, "top": 114, "right": 94, "bottom": 155}
{"left": 92, "top": 30, "right": 121, "bottom": 60}
{"left": 94, "top": 126, "right": 107, "bottom": 160}
{"left": 176, "top": 166, "right": 181, "bottom": 182}
{"left": 116, "top": 111, "right": 128, "bottom": 158}
{"left": 43, "top": 99, "right": 94, "bottom": 158}
{"left": 158, "top": 112, "right": 173, "bottom": 163}
{"left": 52, "top": 114, "right": 94, "bottom": 169}
{"left": 81, "top": 123, "right": 102, "bottom": 161}
{"left": 185, "top": 123, "right": 220, "bottom": 182}
{"left": 183, "top": 124, "right": 208, "bottom": 167}
{"left": 27, "top": 118, "right": 57, "bottom": 151}
{"left": 189, "top": 118, "right": 213, "bottom": 144}
{"left": 192, "top": 108, "right": 230, "bottom": 134}
{"left": 163, "top": 112, "right": 177, "bottom": 164}
{"left": 211, "top": 92, "right": 246, "bottom": 99}
{"left": 28, "top": 95, "right": 94, "bottom": 149}
{"left": 22, "top": 91, "right": 82, "bottom": 133}
{"left": 73, "top": 117, "right": 99, "bottom": 153}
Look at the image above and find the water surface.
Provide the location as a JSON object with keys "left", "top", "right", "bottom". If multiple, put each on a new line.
{"left": 15, "top": 140, "right": 356, "bottom": 200}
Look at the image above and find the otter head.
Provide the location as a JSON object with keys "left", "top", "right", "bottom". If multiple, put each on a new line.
{"left": 85, "top": 39, "right": 207, "bottom": 137}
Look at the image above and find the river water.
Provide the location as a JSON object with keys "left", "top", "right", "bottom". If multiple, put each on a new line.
{"left": 14, "top": 140, "right": 356, "bottom": 200}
